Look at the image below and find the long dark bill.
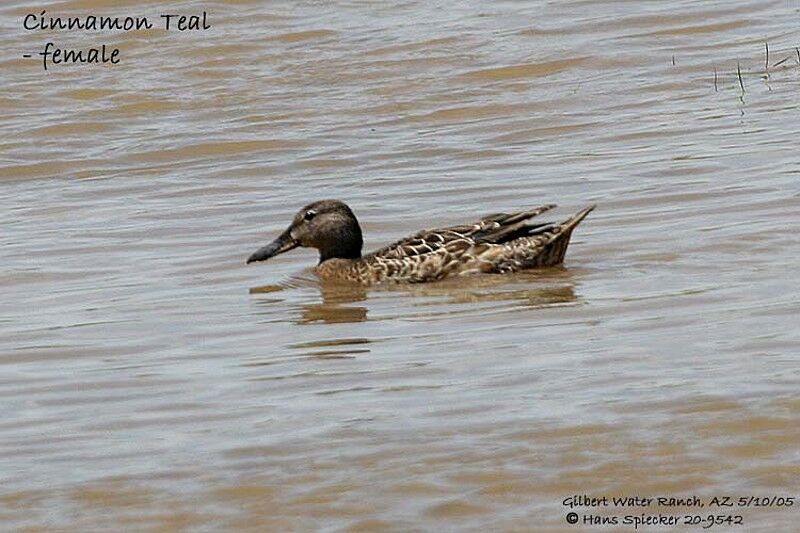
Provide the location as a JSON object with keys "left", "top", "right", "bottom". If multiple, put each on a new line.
{"left": 246, "top": 228, "right": 299, "bottom": 264}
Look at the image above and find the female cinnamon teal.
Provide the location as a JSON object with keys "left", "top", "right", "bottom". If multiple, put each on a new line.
{"left": 246, "top": 200, "right": 595, "bottom": 284}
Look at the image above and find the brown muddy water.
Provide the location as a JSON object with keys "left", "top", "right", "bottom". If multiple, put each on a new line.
{"left": 1, "top": 0, "right": 799, "bottom": 531}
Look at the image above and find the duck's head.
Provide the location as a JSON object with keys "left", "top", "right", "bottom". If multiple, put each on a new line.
{"left": 247, "top": 200, "right": 363, "bottom": 265}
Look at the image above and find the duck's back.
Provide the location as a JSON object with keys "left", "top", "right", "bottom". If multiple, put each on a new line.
{"left": 314, "top": 205, "right": 595, "bottom": 284}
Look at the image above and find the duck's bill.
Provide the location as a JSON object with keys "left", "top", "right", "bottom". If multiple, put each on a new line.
{"left": 246, "top": 230, "right": 299, "bottom": 263}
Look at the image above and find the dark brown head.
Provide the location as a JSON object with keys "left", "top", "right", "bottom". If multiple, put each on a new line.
{"left": 246, "top": 200, "right": 363, "bottom": 265}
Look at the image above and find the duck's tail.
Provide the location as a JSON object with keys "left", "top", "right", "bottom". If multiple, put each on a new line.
{"left": 499, "top": 204, "right": 596, "bottom": 270}
{"left": 542, "top": 204, "right": 595, "bottom": 266}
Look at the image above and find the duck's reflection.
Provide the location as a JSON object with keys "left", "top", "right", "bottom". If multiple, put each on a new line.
{"left": 361, "top": 268, "right": 580, "bottom": 314}
{"left": 249, "top": 267, "right": 581, "bottom": 326}
{"left": 297, "top": 282, "right": 368, "bottom": 324}
{"left": 250, "top": 276, "right": 368, "bottom": 325}
{"left": 393, "top": 269, "right": 579, "bottom": 307}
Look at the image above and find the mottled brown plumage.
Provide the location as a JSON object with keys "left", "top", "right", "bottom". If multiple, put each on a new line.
{"left": 247, "top": 200, "right": 595, "bottom": 284}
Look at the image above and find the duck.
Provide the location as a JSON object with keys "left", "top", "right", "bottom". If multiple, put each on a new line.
{"left": 246, "top": 200, "right": 595, "bottom": 284}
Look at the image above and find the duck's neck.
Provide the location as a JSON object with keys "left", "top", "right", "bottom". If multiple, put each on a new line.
{"left": 319, "top": 245, "right": 362, "bottom": 263}
{"left": 318, "top": 225, "right": 363, "bottom": 263}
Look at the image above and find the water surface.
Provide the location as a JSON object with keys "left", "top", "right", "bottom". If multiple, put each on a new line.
{"left": 1, "top": 0, "right": 799, "bottom": 530}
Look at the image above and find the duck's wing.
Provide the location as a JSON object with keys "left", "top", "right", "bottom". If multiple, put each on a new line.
{"left": 367, "top": 204, "right": 557, "bottom": 260}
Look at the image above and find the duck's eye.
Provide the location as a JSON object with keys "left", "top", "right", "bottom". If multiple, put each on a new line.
{"left": 303, "top": 210, "right": 317, "bottom": 221}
